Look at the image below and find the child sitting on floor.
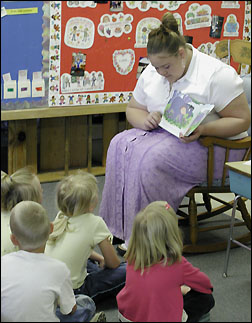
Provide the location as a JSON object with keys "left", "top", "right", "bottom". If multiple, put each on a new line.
{"left": 1, "top": 201, "right": 101, "bottom": 322}
{"left": 116, "top": 201, "right": 215, "bottom": 322}
{"left": 45, "top": 170, "right": 126, "bottom": 303}
{"left": 1, "top": 167, "right": 43, "bottom": 256}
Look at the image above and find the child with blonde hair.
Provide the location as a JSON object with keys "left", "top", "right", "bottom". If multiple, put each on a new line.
{"left": 1, "top": 167, "right": 43, "bottom": 256}
{"left": 117, "top": 201, "right": 215, "bottom": 322}
{"left": 45, "top": 170, "right": 126, "bottom": 303}
{"left": 1, "top": 201, "right": 99, "bottom": 322}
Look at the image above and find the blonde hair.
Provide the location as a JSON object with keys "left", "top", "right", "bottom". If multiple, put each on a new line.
{"left": 1, "top": 167, "right": 42, "bottom": 212}
{"left": 147, "top": 12, "right": 186, "bottom": 56}
{"left": 47, "top": 170, "right": 98, "bottom": 244}
{"left": 125, "top": 201, "right": 183, "bottom": 274}
{"left": 10, "top": 201, "right": 50, "bottom": 251}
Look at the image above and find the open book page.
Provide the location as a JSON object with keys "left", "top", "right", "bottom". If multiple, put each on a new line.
{"left": 159, "top": 90, "right": 214, "bottom": 137}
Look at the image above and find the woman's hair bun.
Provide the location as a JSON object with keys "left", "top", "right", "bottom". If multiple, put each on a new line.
{"left": 160, "top": 23, "right": 170, "bottom": 34}
{"left": 161, "top": 12, "right": 179, "bottom": 34}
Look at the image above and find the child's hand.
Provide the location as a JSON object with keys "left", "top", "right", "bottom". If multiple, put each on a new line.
{"left": 98, "top": 257, "right": 105, "bottom": 269}
{"left": 90, "top": 250, "right": 105, "bottom": 268}
{"left": 181, "top": 285, "right": 191, "bottom": 295}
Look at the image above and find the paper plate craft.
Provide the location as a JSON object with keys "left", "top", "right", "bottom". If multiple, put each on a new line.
{"left": 67, "top": 1, "right": 97, "bottom": 8}
{"left": 185, "top": 3, "right": 211, "bottom": 30}
{"left": 125, "top": 1, "right": 186, "bottom": 11}
{"left": 134, "top": 17, "right": 161, "bottom": 48}
{"left": 64, "top": 17, "right": 95, "bottom": 49}
{"left": 98, "top": 13, "right": 133, "bottom": 38}
{"left": 223, "top": 14, "right": 239, "bottom": 37}
{"left": 113, "top": 49, "right": 135, "bottom": 75}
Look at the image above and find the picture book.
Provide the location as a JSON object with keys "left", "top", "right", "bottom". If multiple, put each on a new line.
{"left": 159, "top": 90, "right": 215, "bottom": 137}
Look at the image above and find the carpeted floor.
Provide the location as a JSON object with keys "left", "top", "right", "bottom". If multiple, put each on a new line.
{"left": 41, "top": 176, "right": 251, "bottom": 322}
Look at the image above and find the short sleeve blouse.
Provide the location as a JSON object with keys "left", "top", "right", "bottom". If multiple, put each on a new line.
{"left": 133, "top": 45, "right": 247, "bottom": 139}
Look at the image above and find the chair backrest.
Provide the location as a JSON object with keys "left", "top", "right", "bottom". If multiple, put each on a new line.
{"left": 199, "top": 136, "right": 251, "bottom": 188}
{"left": 215, "top": 39, "right": 251, "bottom": 74}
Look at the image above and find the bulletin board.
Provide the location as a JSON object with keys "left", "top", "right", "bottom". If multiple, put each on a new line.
{"left": 49, "top": 0, "right": 250, "bottom": 107}
{"left": 1, "top": 1, "right": 250, "bottom": 109}
{"left": 1, "top": 1, "right": 47, "bottom": 109}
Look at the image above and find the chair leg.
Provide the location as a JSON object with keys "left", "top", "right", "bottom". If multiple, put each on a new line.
{"left": 188, "top": 195, "right": 198, "bottom": 246}
{"left": 203, "top": 193, "right": 212, "bottom": 212}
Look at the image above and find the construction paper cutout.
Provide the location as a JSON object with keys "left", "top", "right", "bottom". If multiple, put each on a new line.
{"left": 221, "top": 1, "right": 240, "bottom": 9}
{"left": 98, "top": 13, "right": 133, "bottom": 38}
{"left": 3, "top": 73, "right": 17, "bottom": 99}
{"left": 134, "top": 17, "right": 161, "bottom": 48}
{"left": 61, "top": 71, "right": 104, "bottom": 93}
{"left": 185, "top": 3, "right": 212, "bottom": 30}
{"left": 32, "top": 71, "right": 45, "bottom": 97}
{"left": 125, "top": 1, "right": 186, "bottom": 11}
{"left": 65, "top": 17, "right": 94, "bottom": 49}
{"left": 198, "top": 41, "right": 229, "bottom": 64}
{"left": 223, "top": 14, "right": 239, "bottom": 37}
{"left": 113, "top": 49, "right": 135, "bottom": 75}
{"left": 67, "top": 1, "right": 97, "bottom": 8}
{"left": 18, "top": 70, "right": 31, "bottom": 98}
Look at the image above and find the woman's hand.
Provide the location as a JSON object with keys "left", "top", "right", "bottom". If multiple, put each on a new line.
{"left": 144, "top": 111, "right": 162, "bottom": 130}
{"left": 179, "top": 124, "right": 204, "bottom": 143}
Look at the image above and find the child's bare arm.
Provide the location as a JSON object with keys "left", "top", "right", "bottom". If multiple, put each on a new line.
{"left": 98, "top": 238, "right": 121, "bottom": 269}
{"left": 90, "top": 250, "right": 105, "bottom": 268}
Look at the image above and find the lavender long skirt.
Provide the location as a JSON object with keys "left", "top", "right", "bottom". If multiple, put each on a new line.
{"left": 99, "top": 128, "right": 245, "bottom": 245}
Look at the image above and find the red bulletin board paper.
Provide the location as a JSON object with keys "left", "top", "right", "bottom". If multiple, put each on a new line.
{"left": 49, "top": 1, "right": 245, "bottom": 107}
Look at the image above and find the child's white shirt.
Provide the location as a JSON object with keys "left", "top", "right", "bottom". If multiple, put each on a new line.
{"left": 1, "top": 250, "right": 76, "bottom": 322}
{"left": 1, "top": 211, "right": 19, "bottom": 256}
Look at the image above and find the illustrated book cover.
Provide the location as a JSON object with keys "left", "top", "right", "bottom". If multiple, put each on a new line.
{"left": 159, "top": 90, "right": 215, "bottom": 137}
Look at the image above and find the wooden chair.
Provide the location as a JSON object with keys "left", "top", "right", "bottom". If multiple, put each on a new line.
{"left": 215, "top": 39, "right": 251, "bottom": 74}
{"left": 178, "top": 136, "right": 251, "bottom": 253}
{"left": 178, "top": 39, "right": 251, "bottom": 253}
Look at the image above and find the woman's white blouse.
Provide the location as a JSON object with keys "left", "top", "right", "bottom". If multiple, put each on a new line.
{"left": 133, "top": 44, "right": 247, "bottom": 139}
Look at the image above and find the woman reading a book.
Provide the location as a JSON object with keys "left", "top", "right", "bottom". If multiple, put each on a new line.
{"left": 99, "top": 12, "right": 250, "bottom": 253}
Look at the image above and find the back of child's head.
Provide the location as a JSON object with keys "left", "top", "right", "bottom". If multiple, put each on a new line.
{"left": 1, "top": 167, "right": 42, "bottom": 212}
{"left": 125, "top": 201, "right": 183, "bottom": 274}
{"left": 57, "top": 170, "right": 98, "bottom": 216}
{"left": 10, "top": 201, "right": 50, "bottom": 251}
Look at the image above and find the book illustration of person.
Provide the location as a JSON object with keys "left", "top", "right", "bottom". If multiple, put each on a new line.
{"left": 164, "top": 96, "right": 194, "bottom": 129}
